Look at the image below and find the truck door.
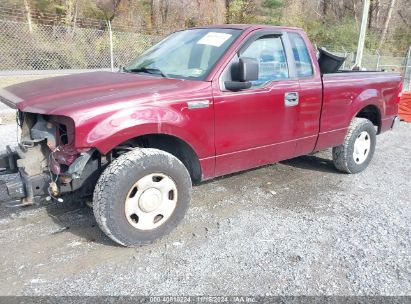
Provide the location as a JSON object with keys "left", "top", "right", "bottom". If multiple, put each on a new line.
{"left": 286, "top": 32, "right": 322, "bottom": 156}
{"left": 212, "top": 31, "right": 322, "bottom": 177}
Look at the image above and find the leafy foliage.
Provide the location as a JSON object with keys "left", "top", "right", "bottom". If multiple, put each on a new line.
{"left": 1, "top": 0, "right": 410, "bottom": 56}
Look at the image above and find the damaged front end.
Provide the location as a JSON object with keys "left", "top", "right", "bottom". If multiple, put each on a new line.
{"left": 0, "top": 111, "right": 102, "bottom": 205}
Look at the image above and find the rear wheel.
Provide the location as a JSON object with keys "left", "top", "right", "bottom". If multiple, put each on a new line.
{"left": 332, "top": 118, "right": 376, "bottom": 174}
{"left": 93, "top": 148, "right": 191, "bottom": 247}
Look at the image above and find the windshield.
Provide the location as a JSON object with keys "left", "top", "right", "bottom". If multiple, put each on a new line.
{"left": 125, "top": 28, "right": 242, "bottom": 80}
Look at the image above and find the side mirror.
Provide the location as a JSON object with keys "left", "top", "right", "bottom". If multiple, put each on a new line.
{"left": 224, "top": 81, "right": 252, "bottom": 91}
{"left": 237, "top": 57, "right": 259, "bottom": 82}
{"left": 225, "top": 57, "right": 259, "bottom": 91}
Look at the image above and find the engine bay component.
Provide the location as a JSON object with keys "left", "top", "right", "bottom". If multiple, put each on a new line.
{"left": 30, "top": 115, "right": 57, "bottom": 149}
{"left": 49, "top": 181, "right": 59, "bottom": 197}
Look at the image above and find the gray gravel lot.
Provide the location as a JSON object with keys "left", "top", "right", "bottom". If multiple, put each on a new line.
{"left": 0, "top": 121, "right": 410, "bottom": 296}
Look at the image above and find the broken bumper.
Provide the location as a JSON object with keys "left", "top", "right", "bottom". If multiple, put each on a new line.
{"left": 0, "top": 147, "right": 49, "bottom": 204}
{"left": 391, "top": 115, "right": 400, "bottom": 130}
{"left": 0, "top": 147, "right": 26, "bottom": 203}
{"left": 0, "top": 144, "right": 101, "bottom": 204}
{"left": 0, "top": 173, "right": 26, "bottom": 204}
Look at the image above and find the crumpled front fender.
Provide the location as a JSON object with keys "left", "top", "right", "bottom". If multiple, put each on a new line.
{"left": 74, "top": 104, "right": 210, "bottom": 157}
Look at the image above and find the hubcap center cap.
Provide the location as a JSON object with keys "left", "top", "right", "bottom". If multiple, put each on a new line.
{"left": 353, "top": 131, "right": 371, "bottom": 164}
{"left": 139, "top": 188, "right": 162, "bottom": 213}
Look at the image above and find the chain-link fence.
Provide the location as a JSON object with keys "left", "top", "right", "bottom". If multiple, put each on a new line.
{"left": 403, "top": 47, "right": 411, "bottom": 92}
{"left": 0, "top": 19, "right": 162, "bottom": 72}
{"left": 0, "top": 19, "right": 162, "bottom": 123}
{"left": 322, "top": 46, "right": 407, "bottom": 72}
{"left": 322, "top": 45, "right": 411, "bottom": 92}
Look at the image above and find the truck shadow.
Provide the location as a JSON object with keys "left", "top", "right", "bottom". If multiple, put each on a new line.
{"left": 0, "top": 197, "right": 119, "bottom": 246}
{"left": 280, "top": 154, "right": 338, "bottom": 174}
{"left": 0, "top": 151, "right": 338, "bottom": 246}
{"left": 44, "top": 197, "right": 121, "bottom": 247}
{"left": 200, "top": 151, "right": 338, "bottom": 186}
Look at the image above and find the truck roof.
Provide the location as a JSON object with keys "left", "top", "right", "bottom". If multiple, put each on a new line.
{"left": 193, "top": 24, "right": 303, "bottom": 32}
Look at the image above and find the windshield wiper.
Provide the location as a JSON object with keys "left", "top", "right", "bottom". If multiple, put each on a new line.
{"left": 124, "top": 67, "right": 168, "bottom": 78}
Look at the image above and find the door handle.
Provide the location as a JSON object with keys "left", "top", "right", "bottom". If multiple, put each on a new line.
{"left": 284, "top": 92, "right": 299, "bottom": 107}
{"left": 187, "top": 100, "right": 210, "bottom": 109}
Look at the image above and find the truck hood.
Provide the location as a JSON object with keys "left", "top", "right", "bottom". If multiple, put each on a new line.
{"left": 0, "top": 71, "right": 212, "bottom": 117}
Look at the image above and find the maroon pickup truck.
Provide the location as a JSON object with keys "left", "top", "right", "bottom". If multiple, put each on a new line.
{"left": 0, "top": 25, "right": 402, "bottom": 246}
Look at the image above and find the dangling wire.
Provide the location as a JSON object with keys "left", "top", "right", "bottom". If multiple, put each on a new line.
{"left": 47, "top": 146, "right": 62, "bottom": 202}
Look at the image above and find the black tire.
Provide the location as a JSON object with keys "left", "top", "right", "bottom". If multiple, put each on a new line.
{"left": 93, "top": 148, "right": 192, "bottom": 247}
{"left": 332, "top": 117, "right": 376, "bottom": 174}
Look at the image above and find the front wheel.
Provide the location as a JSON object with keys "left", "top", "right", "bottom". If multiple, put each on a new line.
{"left": 93, "top": 148, "right": 192, "bottom": 247}
{"left": 332, "top": 118, "right": 377, "bottom": 174}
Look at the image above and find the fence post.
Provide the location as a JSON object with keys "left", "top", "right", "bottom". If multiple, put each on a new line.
{"left": 108, "top": 20, "right": 114, "bottom": 72}
{"left": 342, "top": 46, "right": 347, "bottom": 70}
{"left": 376, "top": 50, "right": 381, "bottom": 70}
{"left": 355, "top": 0, "right": 370, "bottom": 67}
{"left": 404, "top": 46, "right": 411, "bottom": 92}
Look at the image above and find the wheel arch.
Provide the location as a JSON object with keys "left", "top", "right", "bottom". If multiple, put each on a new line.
{"left": 110, "top": 133, "right": 202, "bottom": 183}
{"left": 354, "top": 104, "right": 382, "bottom": 133}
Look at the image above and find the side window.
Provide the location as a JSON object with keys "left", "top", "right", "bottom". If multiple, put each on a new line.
{"left": 241, "top": 36, "right": 289, "bottom": 88}
{"left": 288, "top": 33, "right": 313, "bottom": 77}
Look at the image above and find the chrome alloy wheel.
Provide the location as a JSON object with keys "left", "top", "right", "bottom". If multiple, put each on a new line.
{"left": 353, "top": 131, "right": 371, "bottom": 164}
{"left": 124, "top": 173, "right": 178, "bottom": 230}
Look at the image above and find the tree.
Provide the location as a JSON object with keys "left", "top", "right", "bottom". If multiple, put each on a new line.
{"left": 159, "top": 0, "right": 170, "bottom": 24}
{"left": 378, "top": 0, "right": 396, "bottom": 49}
{"left": 150, "top": 0, "right": 156, "bottom": 30}
{"left": 225, "top": 0, "right": 230, "bottom": 23}
{"left": 109, "top": 0, "right": 123, "bottom": 21}
{"left": 23, "top": 0, "right": 33, "bottom": 32}
{"left": 322, "top": 0, "right": 330, "bottom": 22}
{"left": 226, "top": 0, "right": 256, "bottom": 23}
{"left": 64, "top": 0, "right": 79, "bottom": 27}
{"left": 261, "top": 0, "right": 283, "bottom": 24}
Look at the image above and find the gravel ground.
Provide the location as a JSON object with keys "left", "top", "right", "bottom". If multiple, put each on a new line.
{"left": 0, "top": 121, "right": 410, "bottom": 296}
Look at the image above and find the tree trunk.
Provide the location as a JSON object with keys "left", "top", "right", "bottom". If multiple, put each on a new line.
{"left": 225, "top": 0, "right": 230, "bottom": 24}
{"left": 378, "top": 0, "right": 396, "bottom": 49}
{"left": 159, "top": 0, "right": 169, "bottom": 24}
{"left": 374, "top": 0, "right": 380, "bottom": 27}
{"left": 64, "top": 0, "right": 78, "bottom": 27}
{"left": 368, "top": 0, "right": 381, "bottom": 29}
{"left": 72, "top": 0, "right": 78, "bottom": 28}
{"left": 65, "top": 0, "right": 73, "bottom": 26}
{"left": 23, "top": 0, "right": 33, "bottom": 33}
{"left": 323, "top": 0, "right": 329, "bottom": 15}
{"left": 352, "top": 0, "right": 358, "bottom": 26}
{"left": 339, "top": 0, "right": 344, "bottom": 18}
{"left": 367, "top": 0, "right": 374, "bottom": 29}
{"left": 398, "top": 11, "right": 411, "bottom": 27}
{"left": 150, "top": 0, "right": 156, "bottom": 32}
{"left": 109, "top": 0, "right": 123, "bottom": 22}
{"left": 322, "top": 0, "right": 329, "bottom": 23}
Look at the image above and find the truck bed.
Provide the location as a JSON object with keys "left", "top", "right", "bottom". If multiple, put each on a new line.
{"left": 315, "top": 71, "right": 402, "bottom": 150}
